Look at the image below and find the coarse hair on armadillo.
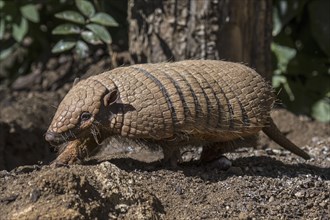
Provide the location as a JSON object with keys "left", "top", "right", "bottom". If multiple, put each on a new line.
{"left": 46, "top": 60, "right": 310, "bottom": 163}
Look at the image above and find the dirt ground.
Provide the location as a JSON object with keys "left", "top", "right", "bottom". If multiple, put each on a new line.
{"left": 0, "top": 57, "right": 329, "bottom": 219}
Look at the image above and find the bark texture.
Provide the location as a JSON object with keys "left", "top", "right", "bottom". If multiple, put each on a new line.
{"left": 128, "top": 0, "right": 272, "bottom": 80}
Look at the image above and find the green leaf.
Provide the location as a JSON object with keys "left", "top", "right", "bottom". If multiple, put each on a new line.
{"left": 308, "top": 0, "right": 330, "bottom": 57}
{"left": 75, "top": 40, "right": 89, "bottom": 58}
{"left": 20, "top": 4, "right": 39, "bottom": 23}
{"left": 0, "top": 18, "right": 5, "bottom": 40}
{"left": 0, "top": 44, "right": 17, "bottom": 60}
{"left": 55, "top": 11, "right": 85, "bottom": 24}
{"left": 5, "top": 14, "right": 12, "bottom": 22}
{"left": 75, "top": 0, "right": 95, "bottom": 18}
{"left": 272, "top": 74, "right": 295, "bottom": 101}
{"left": 81, "top": 31, "right": 102, "bottom": 45}
{"left": 52, "top": 40, "right": 76, "bottom": 53}
{"left": 272, "top": 74, "right": 286, "bottom": 88}
{"left": 12, "top": 17, "right": 28, "bottom": 42}
{"left": 272, "top": 7, "right": 282, "bottom": 36}
{"left": 274, "top": 0, "right": 308, "bottom": 32}
{"left": 312, "top": 98, "right": 330, "bottom": 122}
{"left": 90, "top": 12, "right": 119, "bottom": 27}
{"left": 52, "top": 24, "right": 81, "bottom": 35}
{"left": 0, "top": 1, "right": 5, "bottom": 9}
{"left": 271, "top": 43, "right": 296, "bottom": 73}
{"left": 86, "top": 24, "right": 111, "bottom": 44}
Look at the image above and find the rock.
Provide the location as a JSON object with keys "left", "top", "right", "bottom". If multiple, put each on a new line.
{"left": 294, "top": 191, "right": 305, "bottom": 198}
{"left": 0, "top": 162, "right": 163, "bottom": 219}
{"left": 238, "top": 211, "right": 249, "bottom": 219}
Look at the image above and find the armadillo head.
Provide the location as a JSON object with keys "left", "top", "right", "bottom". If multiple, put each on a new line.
{"left": 45, "top": 76, "right": 119, "bottom": 145}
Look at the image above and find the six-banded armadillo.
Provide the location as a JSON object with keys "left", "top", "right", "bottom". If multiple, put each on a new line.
{"left": 45, "top": 60, "right": 310, "bottom": 166}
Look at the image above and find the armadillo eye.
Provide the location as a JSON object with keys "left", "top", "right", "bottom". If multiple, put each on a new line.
{"left": 80, "top": 112, "right": 92, "bottom": 121}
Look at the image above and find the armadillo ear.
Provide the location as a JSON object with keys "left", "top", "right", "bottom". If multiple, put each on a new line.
{"left": 103, "top": 89, "right": 120, "bottom": 106}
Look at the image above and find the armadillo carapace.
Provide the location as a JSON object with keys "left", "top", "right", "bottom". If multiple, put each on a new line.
{"left": 45, "top": 60, "right": 310, "bottom": 165}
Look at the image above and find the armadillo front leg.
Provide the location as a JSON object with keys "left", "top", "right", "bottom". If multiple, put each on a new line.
{"left": 51, "top": 137, "right": 98, "bottom": 166}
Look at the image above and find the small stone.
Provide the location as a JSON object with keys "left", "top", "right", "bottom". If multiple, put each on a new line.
{"left": 272, "top": 149, "right": 282, "bottom": 155}
{"left": 268, "top": 196, "right": 275, "bottom": 202}
{"left": 30, "top": 189, "right": 41, "bottom": 203}
{"left": 319, "top": 201, "right": 326, "bottom": 207}
{"left": 238, "top": 212, "right": 249, "bottom": 219}
{"left": 265, "top": 149, "right": 275, "bottom": 155}
{"left": 254, "top": 150, "right": 264, "bottom": 157}
{"left": 0, "top": 195, "right": 18, "bottom": 204}
{"left": 0, "top": 170, "right": 10, "bottom": 178}
{"left": 294, "top": 191, "right": 305, "bottom": 198}
{"left": 175, "top": 186, "right": 183, "bottom": 195}
{"left": 116, "top": 203, "right": 129, "bottom": 213}
{"left": 311, "top": 137, "right": 320, "bottom": 143}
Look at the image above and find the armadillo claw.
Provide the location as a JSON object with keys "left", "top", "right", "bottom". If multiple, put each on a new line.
{"left": 207, "top": 156, "right": 232, "bottom": 170}
{"left": 50, "top": 137, "right": 100, "bottom": 166}
{"left": 51, "top": 140, "right": 81, "bottom": 166}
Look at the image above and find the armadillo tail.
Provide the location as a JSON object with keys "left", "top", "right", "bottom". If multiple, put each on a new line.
{"left": 262, "top": 118, "right": 311, "bottom": 160}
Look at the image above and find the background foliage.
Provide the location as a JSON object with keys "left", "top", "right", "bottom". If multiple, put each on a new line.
{"left": 0, "top": 0, "right": 329, "bottom": 122}
{"left": 51, "top": 0, "right": 118, "bottom": 57}
{"left": 0, "top": 0, "right": 124, "bottom": 84}
{"left": 272, "top": 0, "right": 330, "bottom": 122}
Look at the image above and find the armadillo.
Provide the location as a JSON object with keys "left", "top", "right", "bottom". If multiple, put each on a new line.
{"left": 45, "top": 60, "right": 310, "bottom": 166}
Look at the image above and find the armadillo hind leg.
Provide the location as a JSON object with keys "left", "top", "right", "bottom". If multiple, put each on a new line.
{"left": 200, "top": 142, "right": 235, "bottom": 170}
{"left": 200, "top": 136, "right": 259, "bottom": 168}
{"left": 161, "top": 145, "right": 183, "bottom": 168}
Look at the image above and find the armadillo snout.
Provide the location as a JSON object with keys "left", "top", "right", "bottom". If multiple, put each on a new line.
{"left": 45, "top": 130, "right": 72, "bottom": 145}
{"left": 45, "top": 131, "right": 55, "bottom": 142}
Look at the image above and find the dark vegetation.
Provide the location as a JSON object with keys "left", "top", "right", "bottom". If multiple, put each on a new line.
{"left": 0, "top": 0, "right": 128, "bottom": 85}
{"left": 272, "top": 0, "right": 330, "bottom": 122}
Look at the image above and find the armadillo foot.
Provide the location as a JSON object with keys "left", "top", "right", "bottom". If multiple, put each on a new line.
{"left": 50, "top": 137, "right": 99, "bottom": 166}
{"left": 51, "top": 140, "right": 83, "bottom": 166}
{"left": 161, "top": 145, "right": 182, "bottom": 169}
{"left": 200, "top": 142, "right": 236, "bottom": 170}
{"left": 200, "top": 142, "right": 231, "bottom": 163}
{"left": 200, "top": 138, "right": 257, "bottom": 164}
{"left": 206, "top": 156, "right": 232, "bottom": 170}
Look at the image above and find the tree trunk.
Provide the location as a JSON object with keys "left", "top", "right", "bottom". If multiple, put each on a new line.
{"left": 128, "top": 0, "right": 272, "bottom": 80}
